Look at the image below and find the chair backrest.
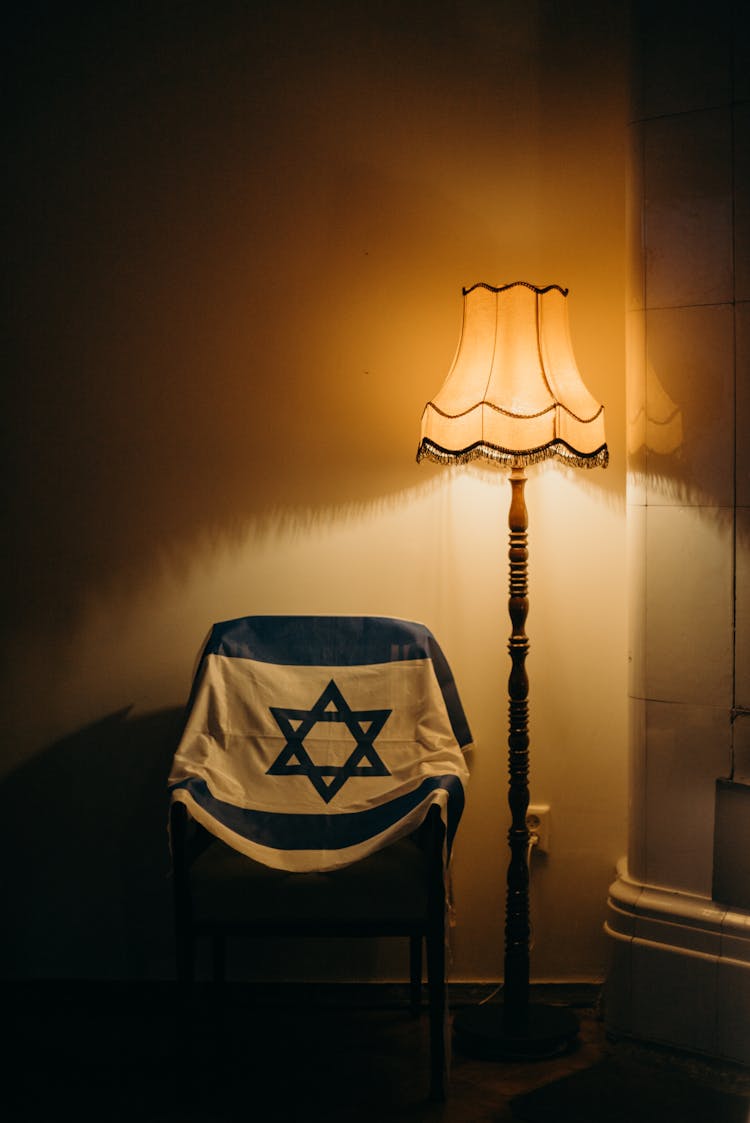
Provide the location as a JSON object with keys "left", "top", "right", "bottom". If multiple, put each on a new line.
{"left": 168, "top": 615, "right": 471, "bottom": 873}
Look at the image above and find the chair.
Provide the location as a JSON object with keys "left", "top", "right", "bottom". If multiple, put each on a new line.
{"left": 168, "top": 615, "right": 471, "bottom": 1101}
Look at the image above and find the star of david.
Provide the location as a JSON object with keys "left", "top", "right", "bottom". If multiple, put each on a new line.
{"left": 266, "top": 679, "right": 391, "bottom": 804}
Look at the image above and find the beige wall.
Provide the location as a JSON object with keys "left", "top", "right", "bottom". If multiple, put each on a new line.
{"left": 2, "top": 2, "right": 628, "bottom": 981}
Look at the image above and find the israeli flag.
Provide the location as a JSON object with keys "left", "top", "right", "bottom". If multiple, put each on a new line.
{"left": 168, "top": 616, "right": 471, "bottom": 872}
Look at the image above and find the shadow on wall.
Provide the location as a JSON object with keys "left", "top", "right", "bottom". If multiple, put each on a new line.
{"left": 0, "top": 702, "right": 403, "bottom": 982}
{"left": 0, "top": 707, "right": 183, "bottom": 979}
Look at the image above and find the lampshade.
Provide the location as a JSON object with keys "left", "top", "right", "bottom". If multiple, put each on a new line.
{"left": 417, "top": 281, "right": 609, "bottom": 469}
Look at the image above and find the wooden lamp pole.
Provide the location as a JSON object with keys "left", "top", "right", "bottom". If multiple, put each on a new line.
{"left": 452, "top": 467, "right": 579, "bottom": 1057}
{"left": 504, "top": 465, "right": 532, "bottom": 1024}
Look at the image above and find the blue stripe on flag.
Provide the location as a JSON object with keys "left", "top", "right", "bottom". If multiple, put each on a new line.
{"left": 171, "top": 774, "right": 465, "bottom": 853}
{"left": 203, "top": 615, "right": 432, "bottom": 666}
{"left": 194, "top": 616, "right": 472, "bottom": 749}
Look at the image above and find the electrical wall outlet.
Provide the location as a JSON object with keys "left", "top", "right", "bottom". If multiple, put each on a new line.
{"left": 526, "top": 803, "right": 550, "bottom": 852}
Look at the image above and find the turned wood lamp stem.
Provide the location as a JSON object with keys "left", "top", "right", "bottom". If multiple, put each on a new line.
{"left": 505, "top": 465, "right": 531, "bottom": 1025}
{"left": 450, "top": 463, "right": 580, "bottom": 1057}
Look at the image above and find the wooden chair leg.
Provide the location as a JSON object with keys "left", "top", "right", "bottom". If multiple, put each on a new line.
{"left": 409, "top": 935, "right": 423, "bottom": 1015}
{"left": 423, "top": 805, "right": 448, "bottom": 1101}
{"left": 171, "top": 801, "right": 195, "bottom": 985}
{"left": 426, "top": 926, "right": 446, "bottom": 1102}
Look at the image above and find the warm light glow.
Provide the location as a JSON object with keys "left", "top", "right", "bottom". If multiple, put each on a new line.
{"left": 417, "top": 282, "right": 608, "bottom": 469}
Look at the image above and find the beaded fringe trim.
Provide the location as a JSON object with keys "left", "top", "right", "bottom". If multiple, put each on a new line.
{"left": 462, "top": 280, "right": 569, "bottom": 297}
{"left": 417, "top": 439, "right": 609, "bottom": 470}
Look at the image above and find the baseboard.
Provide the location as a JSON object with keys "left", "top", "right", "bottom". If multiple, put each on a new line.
{"left": 604, "top": 860, "right": 750, "bottom": 1067}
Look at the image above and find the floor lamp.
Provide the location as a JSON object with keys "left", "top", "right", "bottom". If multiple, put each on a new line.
{"left": 417, "top": 281, "right": 608, "bottom": 1059}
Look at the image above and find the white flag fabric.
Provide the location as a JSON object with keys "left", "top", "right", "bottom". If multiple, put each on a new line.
{"left": 168, "top": 615, "right": 471, "bottom": 872}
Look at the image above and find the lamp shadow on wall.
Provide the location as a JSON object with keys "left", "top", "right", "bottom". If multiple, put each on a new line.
{"left": 628, "top": 330, "right": 737, "bottom": 522}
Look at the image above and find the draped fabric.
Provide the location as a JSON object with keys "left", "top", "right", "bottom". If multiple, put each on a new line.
{"left": 168, "top": 616, "right": 471, "bottom": 872}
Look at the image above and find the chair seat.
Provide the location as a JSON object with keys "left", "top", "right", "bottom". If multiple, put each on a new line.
{"left": 190, "top": 834, "right": 431, "bottom": 929}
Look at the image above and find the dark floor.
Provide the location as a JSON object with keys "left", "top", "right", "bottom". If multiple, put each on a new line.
{"left": 4, "top": 982, "right": 749, "bottom": 1122}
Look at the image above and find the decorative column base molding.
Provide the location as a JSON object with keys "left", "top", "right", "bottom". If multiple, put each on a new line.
{"left": 604, "top": 860, "right": 750, "bottom": 1066}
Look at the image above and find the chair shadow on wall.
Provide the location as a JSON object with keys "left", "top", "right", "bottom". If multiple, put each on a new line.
{"left": 0, "top": 703, "right": 417, "bottom": 984}
{"left": 0, "top": 706, "right": 183, "bottom": 978}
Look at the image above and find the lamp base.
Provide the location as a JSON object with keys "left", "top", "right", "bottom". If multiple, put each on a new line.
{"left": 452, "top": 1002, "right": 579, "bottom": 1061}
